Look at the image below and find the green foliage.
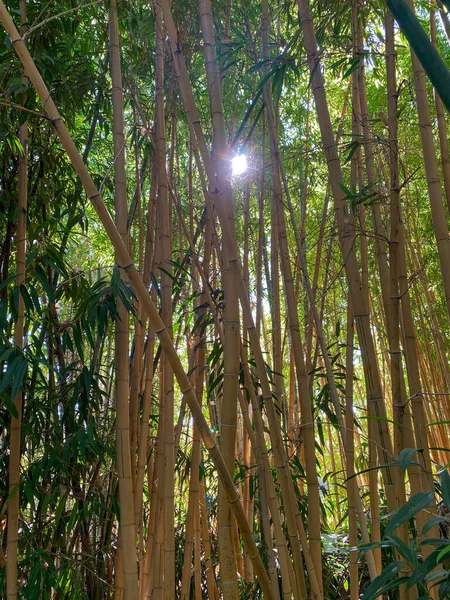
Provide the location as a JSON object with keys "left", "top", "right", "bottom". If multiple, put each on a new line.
{"left": 359, "top": 482, "right": 450, "bottom": 599}
{"left": 0, "top": 0, "right": 450, "bottom": 596}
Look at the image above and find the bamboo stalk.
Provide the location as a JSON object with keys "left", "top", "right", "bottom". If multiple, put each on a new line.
{"left": 241, "top": 177, "right": 255, "bottom": 585}
{"left": 134, "top": 325, "right": 156, "bottom": 531}
{"left": 270, "top": 175, "right": 283, "bottom": 425}
{"left": 153, "top": 496, "right": 164, "bottom": 599}
{"left": 6, "top": 3, "right": 27, "bottom": 597}
{"left": 109, "top": 4, "right": 139, "bottom": 597}
{"left": 139, "top": 143, "right": 158, "bottom": 600}
{"left": 197, "top": 2, "right": 241, "bottom": 595}
{"left": 140, "top": 453, "right": 156, "bottom": 599}
{"left": 345, "top": 304, "right": 359, "bottom": 600}
{"left": 199, "top": 477, "right": 220, "bottom": 600}
{"left": 180, "top": 410, "right": 201, "bottom": 600}
{"left": 383, "top": 11, "right": 414, "bottom": 599}
{"left": 129, "top": 132, "right": 145, "bottom": 491}
{"left": 142, "top": 440, "right": 160, "bottom": 599}
{"left": 180, "top": 298, "right": 205, "bottom": 600}
{"left": 155, "top": 4, "right": 176, "bottom": 597}
{"left": 256, "top": 118, "right": 265, "bottom": 336}
{"left": 129, "top": 320, "right": 144, "bottom": 495}
{"left": 193, "top": 497, "right": 202, "bottom": 600}
{"left": 259, "top": 3, "right": 323, "bottom": 595}
{"left": 240, "top": 347, "right": 294, "bottom": 600}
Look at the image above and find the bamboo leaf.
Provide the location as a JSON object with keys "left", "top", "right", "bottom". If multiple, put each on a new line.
{"left": 421, "top": 515, "right": 450, "bottom": 536}
{"left": 384, "top": 534, "right": 416, "bottom": 564}
{"left": 361, "top": 561, "right": 407, "bottom": 600}
{"left": 437, "top": 545, "right": 450, "bottom": 563}
{"left": 342, "top": 55, "right": 362, "bottom": 78}
{"left": 0, "top": 273, "right": 18, "bottom": 291}
{"left": 10, "top": 354, "right": 27, "bottom": 400}
{"left": 406, "top": 549, "right": 440, "bottom": 588}
{"left": 0, "top": 355, "right": 20, "bottom": 394}
{"left": 398, "top": 447, "right": 421, "bottom": 472}
{"left": 384, "top": 492, "right": 434, "bottom": 537}
{"left": 439, "top": 468, "right": 450, "bottom": 510}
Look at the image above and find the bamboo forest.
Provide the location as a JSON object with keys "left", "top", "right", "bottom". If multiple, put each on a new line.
{"left": 3, "top": 0, "right": 450, "bottom": 598}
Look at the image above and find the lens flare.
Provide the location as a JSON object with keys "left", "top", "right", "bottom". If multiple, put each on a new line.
{"left": 231, "top": 154, "right": 248, "bottom": 176}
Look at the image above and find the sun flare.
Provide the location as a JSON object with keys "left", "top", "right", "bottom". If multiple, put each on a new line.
{"left": 231, "top": 154, "right": 248, "bottom": 176}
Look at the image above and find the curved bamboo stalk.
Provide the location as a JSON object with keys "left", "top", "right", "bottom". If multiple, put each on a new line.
{"left": 0, "top": 6, "right": 274, "bottom": 597}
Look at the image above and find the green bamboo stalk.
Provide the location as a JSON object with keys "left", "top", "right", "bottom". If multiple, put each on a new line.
{"left": 385, "top": 0, "right": 450, "bottom": 112}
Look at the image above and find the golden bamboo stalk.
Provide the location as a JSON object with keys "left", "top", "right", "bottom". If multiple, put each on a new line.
{"left": 240, "top": 347, "right": 297, "bottom": 600}
{"left": 109, "top": 3, "right": 139, "bottom": 596}
{"left": 381, "top": 14, "right": 412, "bottom": 598}
{"left": 155, "top": 4, "right": 176, "bottom": 597}
{"left": 134, "top": 325, "right": 156, "bottom": 530}
{"left": 345, "top": 304, "right": 359, "bottom": 600}
{"left": 180, "top": 319, "right": 204, "bottom": 600}
{"left": 199, "top": 477, "right": 220, "bottom": 600}
{"left": 140, "top": 453, "right": 157, "bottom": 599}
{"left": 197, "top": 1, "right": 241, "bottom": 595}
{"left": 6, "top": 2, "right": 27, "bottom": 597}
